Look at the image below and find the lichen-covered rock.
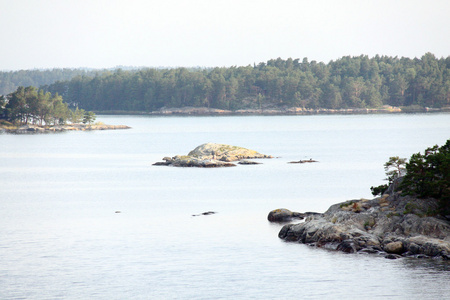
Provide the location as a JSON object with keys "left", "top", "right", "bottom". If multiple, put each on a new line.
{"left": 188, "top": 143, "right": 272, "bottom": 161}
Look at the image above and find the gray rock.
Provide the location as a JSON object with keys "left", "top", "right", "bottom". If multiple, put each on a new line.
{"left": 275, "top": 182, "right": 450, "bottom": 260}
{"left": 268, "top": 208, "right": 304, "bottom": 222}
{"left": 385, "top": 254, "right": 402, "bottom": 259}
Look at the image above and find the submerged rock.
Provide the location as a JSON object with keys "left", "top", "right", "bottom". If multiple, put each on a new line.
{"left": 153, "top": 143, "right": 272, "bottom": 167}
{"left": 275, "top": 180, "right": 450, "bottom": 260}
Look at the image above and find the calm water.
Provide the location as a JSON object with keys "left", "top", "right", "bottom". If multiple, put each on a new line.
{"left": 1, "top": 113, "right": 449, "bottom": 299}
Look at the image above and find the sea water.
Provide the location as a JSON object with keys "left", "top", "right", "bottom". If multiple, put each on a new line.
{"left": 1, "top": 113, "right": 449, "bottom": 299}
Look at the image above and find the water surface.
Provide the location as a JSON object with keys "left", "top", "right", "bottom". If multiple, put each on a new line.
{"left": 1, "top": 113, "right": 449, "bottom": 299}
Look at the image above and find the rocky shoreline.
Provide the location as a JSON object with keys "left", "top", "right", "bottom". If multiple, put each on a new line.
{"left": 270, "top": 180, "right": 450, "bottom": 260}
{"left": 0, "top": 124, "right": 131, "bottom": 134}
{"left": 96, "top": 105, "right": 450, "bottom": 116}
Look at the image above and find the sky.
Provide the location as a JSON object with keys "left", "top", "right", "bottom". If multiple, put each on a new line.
{"left": 1, "top": 0, "right": 449, "bottom": 70}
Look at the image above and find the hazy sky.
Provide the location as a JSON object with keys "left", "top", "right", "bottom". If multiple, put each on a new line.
{"left": 1, "top": 0, "right": 449, "bottom": 70}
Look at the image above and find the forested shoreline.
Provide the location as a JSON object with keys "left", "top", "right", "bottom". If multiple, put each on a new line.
{"left": 1, "top": 53, "right": 449, "bottom": 114}
{"left": 41, "top": 53, "right": 449, "bottom": 112}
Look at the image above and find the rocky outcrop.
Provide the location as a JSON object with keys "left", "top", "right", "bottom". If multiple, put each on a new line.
{"left": 276, "top": 182, "right": 450, "bottom": 260}
{"left": 153, "top": 143, "right": 272, "bottom": 167}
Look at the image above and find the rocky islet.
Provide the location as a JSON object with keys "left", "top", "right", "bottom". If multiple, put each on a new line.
{"left": 271, "top": 179, "right": 450, "bottom": 260}
{"left": 153, "top": 143, "right": 272, "bottom": 167}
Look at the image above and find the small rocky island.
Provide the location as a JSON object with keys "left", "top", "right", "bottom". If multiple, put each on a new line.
{"left": 270, "top": 180, "right": 450, "bottom": 260}
{"left": 153, "top": 143, "right": 272, "bottom": 167}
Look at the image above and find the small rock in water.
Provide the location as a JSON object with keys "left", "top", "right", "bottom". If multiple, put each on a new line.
{"left": 238, "top": 160, "right": 261, "bottom": 165}
{"left": 192, "top": 211, "right": 217, "bottom": 217}
{"left": 115, "top": 211, "right": 121, "bottom": 213}
{"left": 288, "top": 159, "right": 318, "bottom": 164}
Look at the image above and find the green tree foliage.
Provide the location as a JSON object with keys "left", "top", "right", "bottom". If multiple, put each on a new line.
{"left": 371, "top": 156, "right": 407, "bottom": 196}
{"left": 400, "top": 140, "right": 450, "bottom": 215}
{"left": 82, "top": 111, "right": 96, "bottom": 125}
{"left": 70, "top": 107, "right": 85, "bottom": 123}
{"left": 384, "top": 156, "right": 408, "bottom": 182}
{"left": 41, "top": 53, "right": 450, "bottom": 112}
{"left": 1, "top": 86, "right": 93, "bottom": 126}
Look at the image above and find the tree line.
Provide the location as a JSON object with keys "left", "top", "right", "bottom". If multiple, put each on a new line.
{"left": 0, "top": 68, "right": 101, "bottom": 96}
{"left": 0, "top": 86, "right": 95, "bottom": 126}
{"left": 39, "top": 53, "right": 450, "bottom": 112}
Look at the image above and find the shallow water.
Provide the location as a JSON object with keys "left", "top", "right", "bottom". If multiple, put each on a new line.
{"left": 1, "top": 113, "right": 449, "bottom": 299}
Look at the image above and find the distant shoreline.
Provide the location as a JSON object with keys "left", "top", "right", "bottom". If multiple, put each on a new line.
{"left": 94, "top": 106, "right": 450, "bottom": 116}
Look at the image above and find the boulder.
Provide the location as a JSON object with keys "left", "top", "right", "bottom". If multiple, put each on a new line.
{"left": 268, "top": 208, "right": 304, "bottom": 222}
{"left": 384, "top": 241, "right": 404, "bottom": 254}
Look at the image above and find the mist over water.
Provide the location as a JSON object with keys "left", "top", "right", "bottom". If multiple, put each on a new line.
{"left": 1, "top": 113, "right": 449, "bottom": 299}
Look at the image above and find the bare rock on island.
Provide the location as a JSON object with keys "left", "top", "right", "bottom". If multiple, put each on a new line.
{"left": 153, "top": 143, "right": 272, "bottom": 167}
{"left": 188, "top": 143, "right": 272, "bottom": 162}
{"left": 288, "top": 159, "right": 319, "bottom": 164}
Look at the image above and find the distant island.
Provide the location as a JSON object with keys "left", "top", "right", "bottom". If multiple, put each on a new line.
{"left": 0, "top": 86, "right": 129, "bottom": 133}
{"left": 1, "top": 53, "right": 449, "bottom": 115}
